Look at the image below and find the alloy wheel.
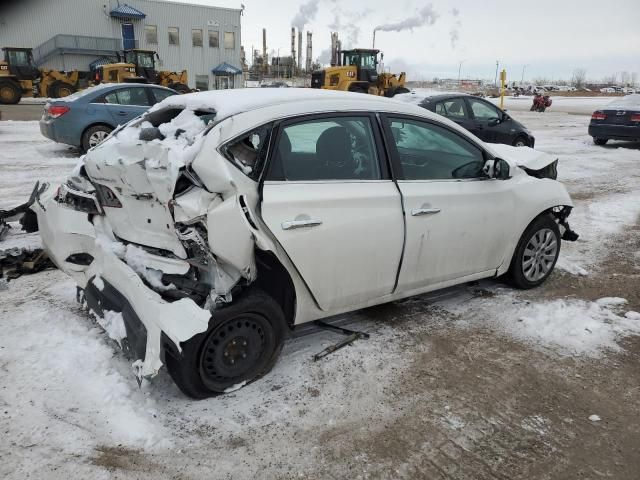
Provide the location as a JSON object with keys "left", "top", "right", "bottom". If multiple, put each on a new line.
{"left": 89, "top": 130, "right": 109, "bottom": 148}
{"left": 521, "top": 227, "right": 558, "bottom": 282}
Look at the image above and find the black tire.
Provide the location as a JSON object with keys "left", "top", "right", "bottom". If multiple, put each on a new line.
{"left": 170, "top": 83, "right": 190, "bottom": 94}
{"left": 19, "top": 209, "right": 39, "bottom": 233}
{"left": 386, "top": 86, "right": 410, "bottom": 97}
{"left": 0, "top": 80, "right": 21, "bottom": 104}
{"left": 49, "top": 81, "right": 76, "bottom": 99}
{"left": 508, "top": 213, "right": 561, "bottom": 289}
{"left": 81, "top": 124, "right": 113, "bottom": 152}
{"left": 165, "top": 288, "right": 287, "bottom": 399}
{"left": 593, "top": 137, "right": 608, "bottom": 145}
{"left": 512, "top": 135, "right": 529, "bottom": 147}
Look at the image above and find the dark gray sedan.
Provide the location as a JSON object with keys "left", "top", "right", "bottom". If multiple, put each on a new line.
{"left": 39, "top": 83, "right": 176, "bottom": 151}
{"left": 416, "top": 94, "right": 535, "bottom": 148}
{"left": 589, "top": 95, "right": 640, "bottom": 145}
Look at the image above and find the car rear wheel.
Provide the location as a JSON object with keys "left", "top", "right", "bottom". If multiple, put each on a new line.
{"left": 0, "top": 81, "right": 21, "bottom": 104}
{"left": 512, "top": 136, "right": 529, "bottom": 147}
{"left": 593, "top": 137, "right": 608, "bottom": 145}
{"left": 508, "top": 214, "right": 560, "bottom": 289}
{"left": 81, "top": 125, "right": 113, "bottom": 151}
{"left": 165, "top": 289, "right": 287, "bottom": 399}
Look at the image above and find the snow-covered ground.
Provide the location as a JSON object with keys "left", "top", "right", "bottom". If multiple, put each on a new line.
{"left": 1, "top": 102, "right": 640, "bottom": 479}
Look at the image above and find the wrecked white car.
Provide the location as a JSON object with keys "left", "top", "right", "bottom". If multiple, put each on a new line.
{"left": 32, "top": 89, "right": 578, "bottom": 398}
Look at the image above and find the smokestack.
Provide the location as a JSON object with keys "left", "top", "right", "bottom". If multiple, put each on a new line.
{"left": 336, "top": 39, "right": 342, "bottom": 66}
{"left": 306, "top": 31, "right": 312, "bottom": 72}
{"left": 262, "top": 28, "right": 267, "bottom": 75}
{"left": 291, "top": 27, "right": 296, "bottom": 66}
{"left": 298, "top": 30, "right": 303, "bottom": 73}
{"left": 330, "top": 32, "right": 338, "bottom": 66}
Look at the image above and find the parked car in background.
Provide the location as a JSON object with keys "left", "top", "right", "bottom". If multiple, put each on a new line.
{"left": 417, "top": 94, "right": 535, "bottom": 147}
{"left": 588, "top": 94, "right": 640, "bottom": 145}
{"left": 32, "top": 89, "right": 577, "bottom": 397}
{"left": 39, "top": 83, "right": 176, "bottom": 151}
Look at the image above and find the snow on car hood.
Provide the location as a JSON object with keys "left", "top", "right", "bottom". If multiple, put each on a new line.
{"left": 487, "top": 143, "right": 558, "bottom": 170}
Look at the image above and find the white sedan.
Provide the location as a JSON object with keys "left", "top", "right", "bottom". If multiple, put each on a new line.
{"left": 33, "top": 89, "right": 578, "bottom": 398}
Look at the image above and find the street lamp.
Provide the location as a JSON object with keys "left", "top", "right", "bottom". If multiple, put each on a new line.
{"left": 521, "top": 64, "right": 530, "bottom": 85}
{"left": 494, "top": 60, "right": 499, "bottom": 87}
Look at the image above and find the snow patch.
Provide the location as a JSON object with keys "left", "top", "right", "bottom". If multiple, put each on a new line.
{"left": 92, "top": 274, "right": 105, "bottom": 291}
{"left": 223, "top": 380, "right": 247, "bottom": 393}
{"left": 588, "top": 414, "right": 601, "bottom": 422}
{"left": 124, "top": 244, "right": 176, "bottom": 292}
{"left": 92, "top": 309, "right": 127, "bottom": 347}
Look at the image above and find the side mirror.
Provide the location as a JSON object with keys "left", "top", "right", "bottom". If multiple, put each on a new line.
{"left": 483, "top": 158, "right": 511, "bottom": 179}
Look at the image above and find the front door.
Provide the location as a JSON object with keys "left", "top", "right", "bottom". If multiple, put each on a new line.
{"left": 261, "top": 114, "right": 404, "bottom": 311}
{"left": 382, "top": 115, "right": 515, "bottom": 291}
{"left": 103, "top": 87, "right": 151, "bottom": 124}
{"left": 465, "top": 97, "right": 506, "bottom": 143}
{"left": 121, "top": 23, "right": 135, "bottom": 50}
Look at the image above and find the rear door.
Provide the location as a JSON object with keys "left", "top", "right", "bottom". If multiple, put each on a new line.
{"left": 382, "top": 115, "right": 515, "bottom": 291}
{"left": 103, "top": 87, "right": 152, "bottom": 124}
{"left": 437, "top": 97, "right": 475, "bottom": 133}
{"left": 261, "top": 113, "right": 404, "bottom": 311}
{"left": 465, "top": 97, "right": 504, "bottom": 143}
{"left": 150, "top": 87, "right": 177, "bottom": 105}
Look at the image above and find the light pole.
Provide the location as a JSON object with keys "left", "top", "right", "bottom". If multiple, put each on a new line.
{"left": 276, "top": 47, "right": 280, "bottom": 80}
{"left": 494, "top": 60, "right": 499, "bottom": 86}
{"left": 521, "top": 64, "right": 529, "bottom": 85}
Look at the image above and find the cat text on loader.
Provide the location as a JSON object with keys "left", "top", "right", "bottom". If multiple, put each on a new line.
{"left": 95, "top": 49, "right": 190, "bottom": 93}
{"left": 311, "top": 49, "right": 409, "bottom": 97}
{"left": 0, "top": 48, "right": 79, "bottom": 104}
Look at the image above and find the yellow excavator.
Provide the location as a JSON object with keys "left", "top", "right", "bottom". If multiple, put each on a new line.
{"left": 94, "top": 49, "right": 190, "bottom": 93}
{"left": 0, "top": 47, "right": 80, "bottom": 104}
{"left": 311, "top": 49, "right": 409, "bottom": 97}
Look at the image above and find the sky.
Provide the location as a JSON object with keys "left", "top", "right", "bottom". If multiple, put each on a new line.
{"left": 178, "top": 0, "right": 639, "bottom": 82}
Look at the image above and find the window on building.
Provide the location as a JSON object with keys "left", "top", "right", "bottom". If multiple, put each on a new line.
{"left": 168, "top": 27, "right": 180, "bottom": 46}
{"left": 144, "top": 25, "right": 157, "bottom": 44}
{"left": 208, "top": 30, "right": 219, "bottom": 48}
{"left": 195, "top": 75, "right": 209, "bottom": 91}
{"left": 192, "top": 29, "right": 203, "bottom": 47}
{"left": 224, "top": 31, "right": 235, "bottom": 49}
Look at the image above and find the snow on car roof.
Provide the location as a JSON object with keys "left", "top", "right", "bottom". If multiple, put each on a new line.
{"left": 606, "top": 94, "right": 640, "bottom": 109}
{"left": 148, "top": 87, "right": 416, "bottom": 121}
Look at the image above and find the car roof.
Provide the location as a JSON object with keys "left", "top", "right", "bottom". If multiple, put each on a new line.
{"left": 421, "top": 93, "right": 471, "bottom": 103}
{"left": 149, "top": 88, "right": 439, "bottom": 123}
{"left": 56, "top": 82, "right": 175, "bottom": 103}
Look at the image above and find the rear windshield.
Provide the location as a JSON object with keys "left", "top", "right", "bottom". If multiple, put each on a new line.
{"left": 61, "top": 83, "right": 115, "bottom": 102}
{"left": 607, "top": 94, "right": 640, "bottom": 109}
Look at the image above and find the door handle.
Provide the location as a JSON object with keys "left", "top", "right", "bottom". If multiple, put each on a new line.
{"left": 116, "top": 111, "right": 127, "bottom": 116}
{"left": 281, "top": 219, "right": 323, "bottom": 230}
{"left": 411, "top": 208, "right": 441, "bottom": 216}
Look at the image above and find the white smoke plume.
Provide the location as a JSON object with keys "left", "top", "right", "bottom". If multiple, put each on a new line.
{"left": 328, "top": 5, "right": 373, "bottom": 48}
{"left": 374, "top": 4, "right": 439, "bottom": 32}
{"left": 449, "top": 7, "right": 462, "bottom": 49}
{"left": 452, "top": 7, "right": 460, "bottom": 17}
{"left": 292, "top": 0, "right": 320, "bottom": 30}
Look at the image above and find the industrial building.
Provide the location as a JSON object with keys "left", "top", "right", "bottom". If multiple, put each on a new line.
{"left": 0, "top": 0, "right": 244, "bottom": 90}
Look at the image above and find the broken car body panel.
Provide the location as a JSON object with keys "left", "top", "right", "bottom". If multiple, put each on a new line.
{"left": 32, "top": 89, "right": 576, "bottom": 383}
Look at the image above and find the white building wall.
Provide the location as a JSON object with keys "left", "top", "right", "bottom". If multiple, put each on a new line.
{"left": 0, "top": 0, "right": 243, "bottom": 89}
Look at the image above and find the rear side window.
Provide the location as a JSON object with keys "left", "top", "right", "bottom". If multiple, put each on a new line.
{"left": 441, "top": 99, "right": 468, "bottom": 119}
{"left": 104, "top": 88, "right": 151, "bottom": 106}
{"left": 269, "top": 116, "right": 381, "bottom": 181}
{"left": 223, "top": 124, "right": 273, "bottom": 180}
{"left": 151, "top": 88, "right": 176, "bottom": 104}
{"left": 387, "top": 118, "right": 484, "bottom": 180}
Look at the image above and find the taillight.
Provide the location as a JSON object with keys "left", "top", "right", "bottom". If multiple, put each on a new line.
{"left": 94, "top": 183, "right": 123, "bottom": 208}
{"left": 48, "top": 105, "right": 70, "bottom": 118}
{"left": 591, "top": 111, "right": 606, "bottom": 121}
{"left": 631, "top": 113, "right": 640, "bottom": 122}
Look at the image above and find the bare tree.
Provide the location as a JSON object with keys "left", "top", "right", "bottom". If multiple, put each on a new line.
{"left": 602, "top": 73, "right": 617, "bottom": 85}
{"left": 632, "top": 72, "right": 639, "bottom": 87}
{"left": 571, "top": 68, "right": 587, "bottom": 89}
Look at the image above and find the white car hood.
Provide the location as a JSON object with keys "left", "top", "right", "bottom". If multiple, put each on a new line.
{"left": 488, "top": 144, "right": 557, "bottom": 170}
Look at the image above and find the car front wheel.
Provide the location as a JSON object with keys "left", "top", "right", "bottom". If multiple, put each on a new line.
{"left": 593, "top": 137, "right": 608, "bottom": 145}
{"left": 508, "top": 214, "right": 560, "bottom": 289}
{"left": 165, "top": 289, "right": 287, "bottom": 398}
{"left": 512, "top": 136, "right": 529, "bottom": 147}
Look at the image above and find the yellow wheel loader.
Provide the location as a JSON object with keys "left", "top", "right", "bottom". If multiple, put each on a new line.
{"left": 310, "top": 49, "right": 409, "bottom": 97}
{"left": 95, "top": 49, "right": 190, "bottom": 93}
{"left": 0, "top": 47, "right": 80, "bottom": 104}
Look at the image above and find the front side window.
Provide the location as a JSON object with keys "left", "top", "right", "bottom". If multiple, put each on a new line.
{"left": 151, "top": 88, "right": 175, "bottom": 104}
{"left": 387, "top": 118, "right": 484, "bottom": 180}
{"left": 192, "top": 29, "right": 203, "bottom": 47}
{"left": 168, "top": 27, "right": 179, "bottom": 46}
{"left": 144, "top": 25, "right": 157, "bottom": 44}
{"left": 270, "top": 116, "right": 381, "bottom": 181}
{"left": 224, "top": 31, "right": 235, "bottom": 49}
{"left": 441, "top": 99, "right": 468, "bottom": 119}
{"left": 208, "top": 30, "right": 219, "bottom": 48}
{"left": 223, "top": 124, "right": 273, "bottom": 180}
{"left": 467, "top": 98, "right": 501, "bottom": 121}
{"left": 103, "top": 87, "right": 151, "bottom": 106}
